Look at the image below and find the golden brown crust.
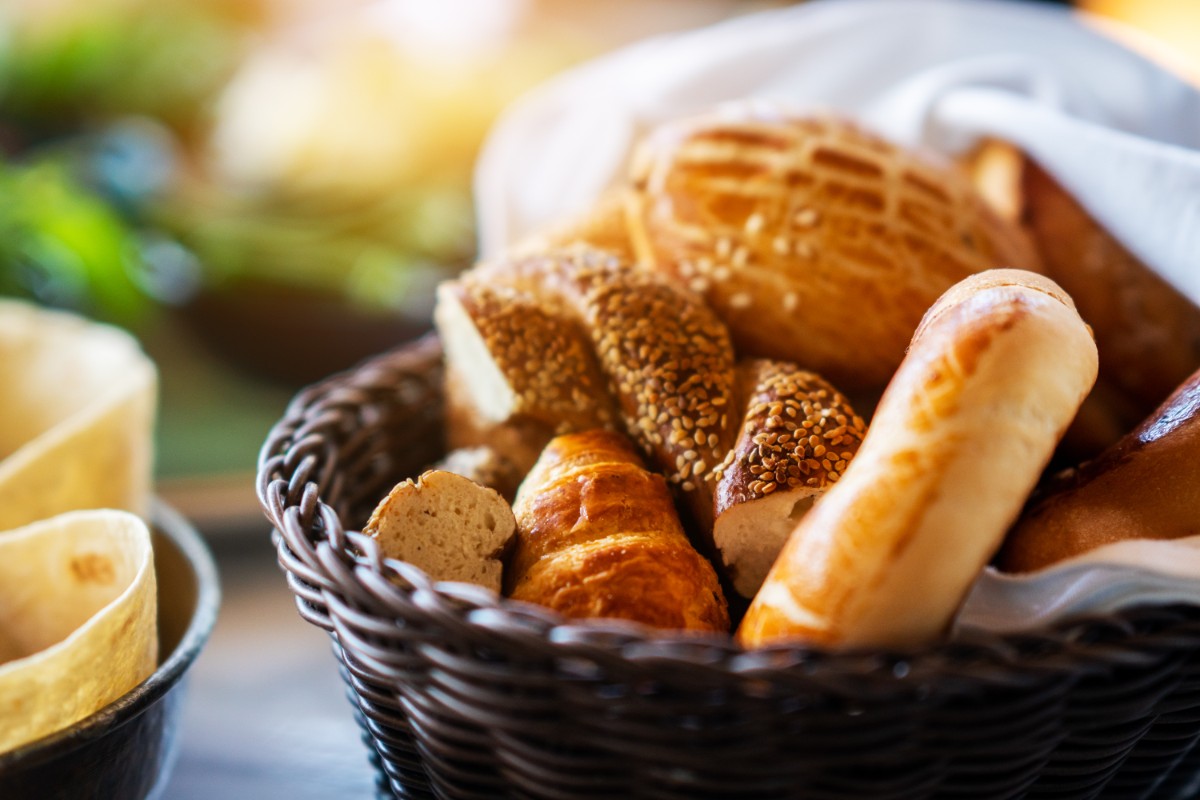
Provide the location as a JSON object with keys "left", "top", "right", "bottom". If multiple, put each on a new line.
{"left": 1022, "top": 160, "right": 1200, "bottom": 420}
{"left": 738, "top": 269, "right": 1097, "bottom": 650}
{"left": 1000, "top": 368, "right": 1200, "bottom": 573}
{"left": 627, "top": 109, "right": 1040, "bottom": 391}
{"left": 507, "top": 430, "right": 729, "bottom": 633}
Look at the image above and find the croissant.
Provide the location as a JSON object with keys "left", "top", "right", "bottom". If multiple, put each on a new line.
{"left": 506, "top": 429, "right": 729, "bottom": 632}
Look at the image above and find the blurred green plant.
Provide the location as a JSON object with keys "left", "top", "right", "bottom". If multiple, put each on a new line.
{"left": 0, "top": 158, "right": 150, "bottom": 324}
{"left": 156, "top": 180, "right": 475, "bottom": 319}
{"left": 0, "top": 0, "right": 248, "bottom": 140}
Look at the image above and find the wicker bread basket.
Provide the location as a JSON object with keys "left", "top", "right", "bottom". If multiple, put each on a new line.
{"left": 256, "top": 335, "right": 1200, "bottom": 800}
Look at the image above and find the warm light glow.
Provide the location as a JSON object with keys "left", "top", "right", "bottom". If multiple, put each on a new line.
{"left": 1081, "top": 0, "right": 1200, "bottom": 84}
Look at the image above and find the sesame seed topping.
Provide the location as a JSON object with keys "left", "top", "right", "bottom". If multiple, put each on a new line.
{"left": 744, "top": 212, "right": 765, "bottom": 235}
{"left": 729, "top": 293, "right": 752, "bottom": 309}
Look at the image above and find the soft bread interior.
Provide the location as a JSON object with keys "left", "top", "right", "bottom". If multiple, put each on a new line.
{"left": 714, "top": 488, "right": 817, "bottom": 598}
{"left": 365, "top": 470, "right": 517, "bottom": 592}
{"left": 434, "top": 284, "right": 517, "bottom": 424}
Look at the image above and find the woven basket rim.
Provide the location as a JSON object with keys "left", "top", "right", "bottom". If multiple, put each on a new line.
{"left": 255, "top": 334, "right": 1200, "bottom": 693}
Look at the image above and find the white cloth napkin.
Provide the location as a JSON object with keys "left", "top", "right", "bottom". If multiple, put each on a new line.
{"left": 473, "top": 0, "right": 1200, "bottom": 633}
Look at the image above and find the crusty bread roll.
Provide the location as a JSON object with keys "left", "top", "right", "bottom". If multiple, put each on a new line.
{"left": 365, "top": 470, "right": 517, "bottom": 593}
{"left": 1022, "top": 160, "right": 1200, "bottom": 424}
{"left": 1000, "top": 367, "right": 1200, "bottom": 573}
{"left": 713, "top": 360, "right": 866, "bottom": 597}
{"left": 737, "top": 270, "right": 1098, "bottom": 650}
{"left": 626, "top": 107, "right": 1040, "bottom": 392}
{"left": 437, "top": 247, "right": 739, "bottom": 533}
{"left": 506, "top": 429, "right": 729, "bottom": 632}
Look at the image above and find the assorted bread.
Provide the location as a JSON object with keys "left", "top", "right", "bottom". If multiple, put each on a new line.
{"left": 738, "top": 270, "right": 1098, "bottom": 648}
{"left": 358, "top": 105, "right": 1197, "bottom": 650}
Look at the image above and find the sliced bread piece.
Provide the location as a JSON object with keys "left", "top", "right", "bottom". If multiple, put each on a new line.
{"left": 364, "top": 470, "right": 517, "bottom": 592}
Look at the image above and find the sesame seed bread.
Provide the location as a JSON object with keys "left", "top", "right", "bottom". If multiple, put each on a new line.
{"left": 436, "top": 279, "right": 618, "bottom": 463}
{"left": 626, "top": 109, "right": 1040, "bottom": 392}
{"left": 506, "top": 429, "right": 729, "bottom": 632}
{"left": 437, "top": 247, "right": 740, "bottom": 535}
{"left": 738, "top": 270, "right": 1097, "bottom": 650}
{"left": 364, "top": 470, "right": 517, "bottom": 593}
{"left": 1000, "top": 366, "right": 1200, "bottom": 574}
{"left": 713, "top": 360, "right": 866, "bottom": 597}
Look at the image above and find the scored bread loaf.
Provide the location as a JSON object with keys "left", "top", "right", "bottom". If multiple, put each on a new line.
{"left": 365, "top": 470, "right": 517, "bottom": 593}
{"left": 738, "top": 270, "right": 1098, "bottom": 649}
{"left": 713, "top": 360, "right": 866, "bottom": 597}
{"left": 625, "top": 107, "right": 1040, "bottom": 391}
{"left": 506, "top": 429, "right": 729, "bottom": 632}
{"left": 1000, "top": 366, "right": 1200, "bottom": 573}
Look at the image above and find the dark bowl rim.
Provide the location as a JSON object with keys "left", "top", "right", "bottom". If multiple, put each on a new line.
{"left": 0, "top": 498, "right": 221, "bottom": 769}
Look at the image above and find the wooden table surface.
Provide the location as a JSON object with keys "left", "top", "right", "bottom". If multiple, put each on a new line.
{"left": 160, "top": 528, "right": 382, "bottom": 799}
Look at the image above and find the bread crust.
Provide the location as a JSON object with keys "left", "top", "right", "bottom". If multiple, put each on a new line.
{"left": 1022, "top": 160, "right": 1200, "bottom": 422}
{"left": 627, "top": 109, "right": 1039, "bottom": 391}
{"left": 738, "top": 269, "right": 1097, "bottom": 649}
{"left": 507, "top": 430, "right": 729, "bottom": 633}
{"left": 1000, "top": 367, "right": 1200, "bottom": 573}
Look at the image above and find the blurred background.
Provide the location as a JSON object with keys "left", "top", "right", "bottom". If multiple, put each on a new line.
{"left": 0, "top": 0, "right": 1193, "bottom": 534}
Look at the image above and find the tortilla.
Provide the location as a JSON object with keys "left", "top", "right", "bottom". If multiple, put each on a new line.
{"left": 0, "top": 300, "right": 156, "bottom": 531}
{"left": 0, "top": 510, "right": 157, "bottom": 753}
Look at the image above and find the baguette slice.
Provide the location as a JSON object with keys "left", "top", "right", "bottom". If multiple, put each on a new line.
{"left": 365, "top": 470, "right": 517, "bottom": 593}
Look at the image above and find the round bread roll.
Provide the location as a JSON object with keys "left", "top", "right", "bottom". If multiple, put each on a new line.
{"left": 626, "top": 107, "right": 1040, "bottom": 391}
{"left": 1000, "top": 367, "right": 1200, "bottom": 573}
{"left": 737, "top": 270, "right": 1097, "bottom": 650}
